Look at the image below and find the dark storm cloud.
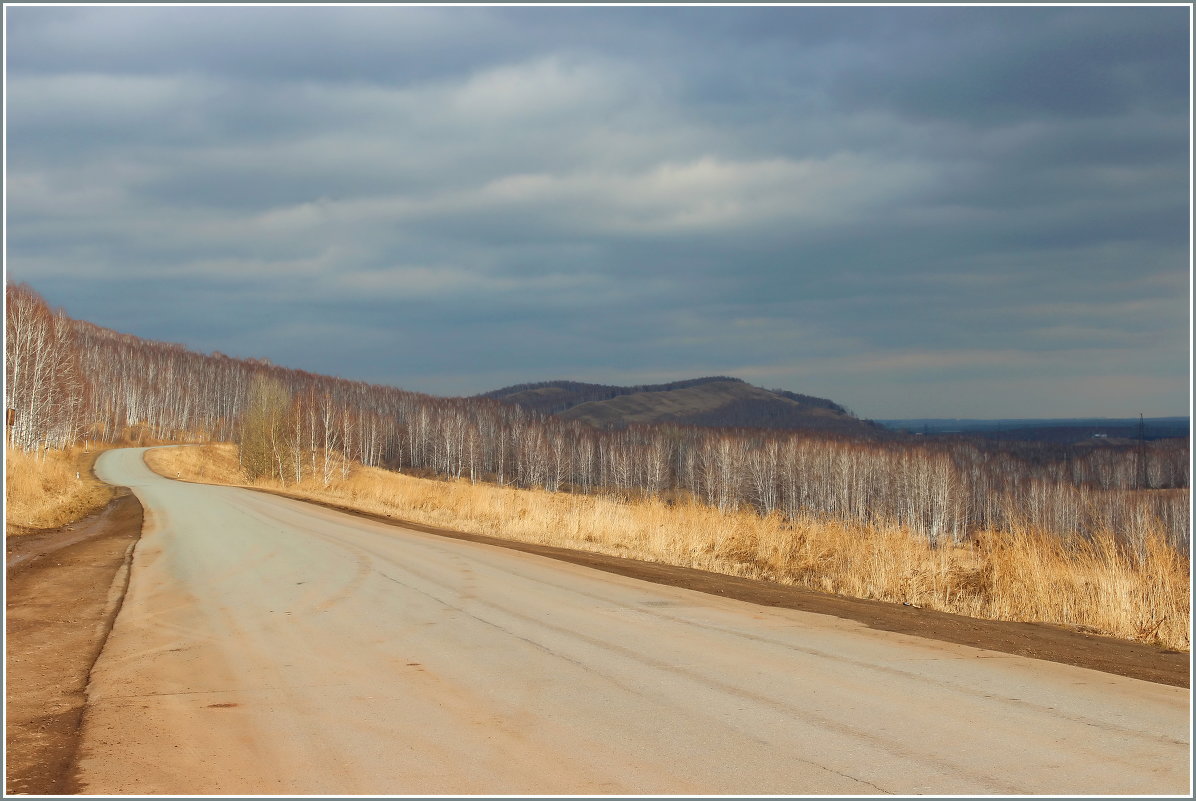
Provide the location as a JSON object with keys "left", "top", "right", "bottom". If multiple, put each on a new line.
{"left": 828, "top": 7, "right": 1188, "bottom": 120}
{"left": 6, "top": 6, "right": 513, "bottom": 83}
{"left": 5, "top": 5, "right": 1189, "bottom": 417}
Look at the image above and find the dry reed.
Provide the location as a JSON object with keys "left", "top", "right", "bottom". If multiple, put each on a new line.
{"left": 5, "top": 444, "right": 117, "bottom": 533}
{"left": 146, "top": 444, "right": 1190, "bottom": 651}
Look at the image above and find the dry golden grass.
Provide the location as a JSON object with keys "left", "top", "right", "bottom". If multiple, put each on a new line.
{"left": 145, "top": 442, "right": 249, "bottom": 485}
{"left": 5, "top": 444, "right": 118, "bottom": 534}
{"left": 147, "top": 444, "right": 1190, "bottom": 651}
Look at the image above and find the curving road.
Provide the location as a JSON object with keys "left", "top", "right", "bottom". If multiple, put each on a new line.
{"left": 77, "top": 447, "right": 1190, "bottom": 794}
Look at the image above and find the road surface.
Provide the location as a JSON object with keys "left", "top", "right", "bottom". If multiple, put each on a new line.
{"left": 77, "top": 447, "right": 1190, "bottom": 794}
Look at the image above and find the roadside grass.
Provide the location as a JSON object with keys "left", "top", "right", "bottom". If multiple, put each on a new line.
{"left": 146, "top": 443, "right": 1190, "bottom": 651}
{"left": 5, "top": 445, "right": 118, "bottom": 534}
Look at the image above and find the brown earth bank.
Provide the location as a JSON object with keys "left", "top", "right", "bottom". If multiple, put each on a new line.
{"left": 253, "top": 486, "right": 1190, "bottom": 689}
{"left": 4, "top": 492, "right": 143, "bottom": 795}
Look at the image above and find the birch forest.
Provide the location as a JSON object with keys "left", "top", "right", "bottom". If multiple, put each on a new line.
{"left": 6, "top": 283, "right": 1189, "bottom": 549}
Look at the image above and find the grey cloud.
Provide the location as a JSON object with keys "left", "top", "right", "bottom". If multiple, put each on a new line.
{"left": 6, "top": 7, "right": 519, "bottom": 83}
{"left": 831, "top": 7, "right": 1188, "bottom": 123}
{"left": 5, "top": 6, "right": 1188, "bottom": 418}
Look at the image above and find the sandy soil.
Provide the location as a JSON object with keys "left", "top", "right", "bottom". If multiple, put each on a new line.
{"left": 4, "top": 493, "right": 143, "bottom": 795}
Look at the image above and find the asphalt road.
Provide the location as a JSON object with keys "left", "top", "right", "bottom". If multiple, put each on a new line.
{"left": 77, "top": 447, "right": 1190, "bottom": 794}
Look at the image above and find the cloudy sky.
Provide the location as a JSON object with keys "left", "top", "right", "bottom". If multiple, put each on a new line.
{"left": 5, "top": 5, "right": 1190, "bottom": 418}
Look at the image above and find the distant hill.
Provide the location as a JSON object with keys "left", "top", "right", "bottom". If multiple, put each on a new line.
{"left": 480, "top": 377, "right": 883, "bottom": 435}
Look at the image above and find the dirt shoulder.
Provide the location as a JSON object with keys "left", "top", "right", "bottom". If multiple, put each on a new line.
{"left": 4, "top": 492, "right": 144, "bottom": 795}
{"left": 6, "top": 447, "right": 120, "bottom": 539}
{"left": 258, "top": 487, "right": 1190, "bottom": 689}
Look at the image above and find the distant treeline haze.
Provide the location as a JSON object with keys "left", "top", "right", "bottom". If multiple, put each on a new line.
{"left": 5, "top": 283, "right": 1189, "bottom": 549}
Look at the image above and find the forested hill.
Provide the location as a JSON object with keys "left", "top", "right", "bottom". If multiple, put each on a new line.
{"left": 6, "top": 282, "right": 1188, "bottom": 548}
{"left": 481, "top": 377, "right": 884, "bottom": 436}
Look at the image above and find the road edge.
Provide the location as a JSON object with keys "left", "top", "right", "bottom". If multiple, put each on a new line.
{"left": 4, "top": 487, "right": 145, "bottom": 795}
{"left": 62, "top": 531, "right": 139, "bottom": 794}
{"left": 240, "top": 483, "right": 1190, "bottom": 688}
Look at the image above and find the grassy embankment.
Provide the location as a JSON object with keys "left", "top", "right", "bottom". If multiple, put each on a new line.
{"left": 147, "top": 443, "right": 1190, "bottom": 651}
{"left": 5, "top": 445, "right": 119, "bottom": 535}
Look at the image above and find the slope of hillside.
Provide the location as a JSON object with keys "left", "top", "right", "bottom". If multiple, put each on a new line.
{"left": 483, "top": 377, "right": 881, "bottom": 435}
{"left": 479, "top": 377, "right": 743, "bottom": 415}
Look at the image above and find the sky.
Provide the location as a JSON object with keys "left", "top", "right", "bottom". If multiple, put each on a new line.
{"left": 4, "top": 5, "right": 1191, "bottom": 419}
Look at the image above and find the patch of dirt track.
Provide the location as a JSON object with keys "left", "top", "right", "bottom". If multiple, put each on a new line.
{"left": 257, "top": 488, "right": 1190, "bottom": 689}
{"left": 6, "top": 487, "right": 135, "bottom": 571}
{"left": 4, "top": 492, "right": 144, "bottom": 795}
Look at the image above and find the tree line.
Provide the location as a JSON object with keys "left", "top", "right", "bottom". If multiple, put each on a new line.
{"left": 6, "top": 282, "right": 1189, "bottom": 549}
